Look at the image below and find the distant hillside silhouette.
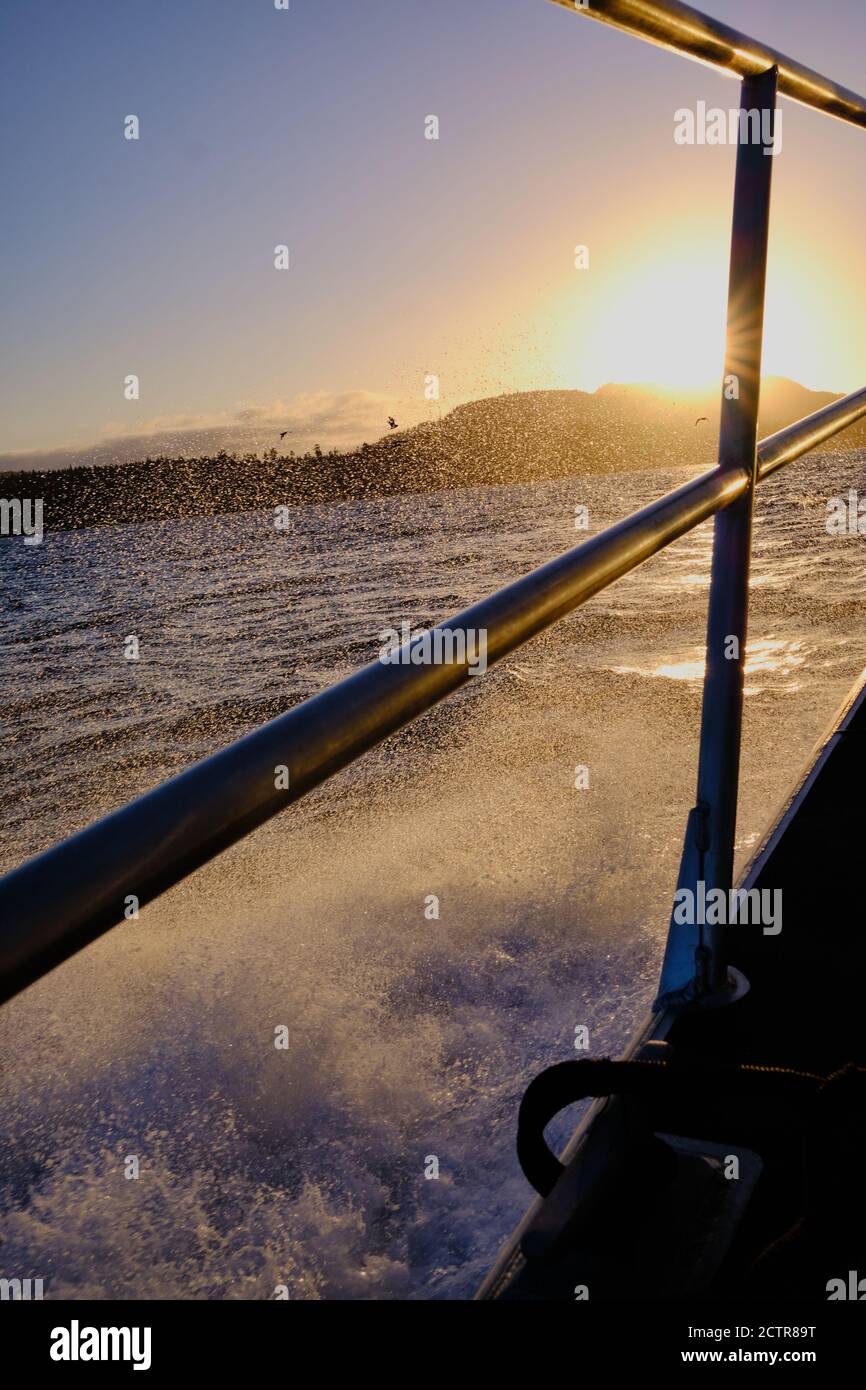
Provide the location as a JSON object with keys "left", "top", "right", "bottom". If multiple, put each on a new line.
{"left": 4, "top": 379, "right": 863, "bottom": 534}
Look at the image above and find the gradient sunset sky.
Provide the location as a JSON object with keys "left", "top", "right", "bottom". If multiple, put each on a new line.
{"left": 2, "top": 0, "right": 866, "bottom": 467}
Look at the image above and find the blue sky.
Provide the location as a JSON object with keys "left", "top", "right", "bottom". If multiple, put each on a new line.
{"left": 2, "top": 0, "right": 866, "bottom": 467}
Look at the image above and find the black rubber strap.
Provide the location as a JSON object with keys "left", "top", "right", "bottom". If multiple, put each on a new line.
{"left": 516, "top": 1057, "right": 830, "bottom": 1198}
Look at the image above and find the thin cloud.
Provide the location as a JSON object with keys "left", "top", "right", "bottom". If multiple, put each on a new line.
{"left": 0, "top": 391, "right": 411, "bottom": 472}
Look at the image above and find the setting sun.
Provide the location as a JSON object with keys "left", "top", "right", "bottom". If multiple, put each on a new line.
{"left": 587, "top": 243, "right": 729, "bottom": 392}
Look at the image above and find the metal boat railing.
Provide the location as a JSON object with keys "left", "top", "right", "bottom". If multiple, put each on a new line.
{"left": 2, "top": 0, "right": 866, "bottom": 1008}
{"left": 554, "top": 0, "right": 866, "bottom": 129}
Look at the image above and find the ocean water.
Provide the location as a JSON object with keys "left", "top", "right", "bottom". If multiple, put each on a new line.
{"left": 2, "top": 453, "right": 866, "bottom": 1299}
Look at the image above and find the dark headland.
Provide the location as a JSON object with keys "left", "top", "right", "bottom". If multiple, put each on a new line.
{"left": 4, "top": 379, "right": 863, "bottom": 534}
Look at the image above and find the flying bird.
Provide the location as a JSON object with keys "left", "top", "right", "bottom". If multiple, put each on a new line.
{"left": 279, "top": 430, "right": 291, "bottom": 440}
{"left": 388, "top": 417, "right": 397, "bottom": 430}
{"left": 695, "top": 416, "right": 708, "bottom": 426}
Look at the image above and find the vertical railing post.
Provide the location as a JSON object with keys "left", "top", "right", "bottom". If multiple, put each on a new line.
{"left": 657, "top": 66, "right": 778, "bottom": 1008}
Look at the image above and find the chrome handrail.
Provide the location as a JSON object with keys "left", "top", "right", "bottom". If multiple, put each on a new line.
{"left": 663, "top": 64, "right": 777, "bottom": 1002}
{"left": 555, "top": 0, "right": 866, "bottom": 128}
{"left": 2, "top": 0, "right": 866, "bottom": 1007}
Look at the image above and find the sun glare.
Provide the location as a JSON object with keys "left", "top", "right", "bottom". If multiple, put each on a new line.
{"left": 601, "top": 247, "right": 726, "bottom": 393}
{"left": 545, "top": 220, "right": 860, "bottom": 399}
